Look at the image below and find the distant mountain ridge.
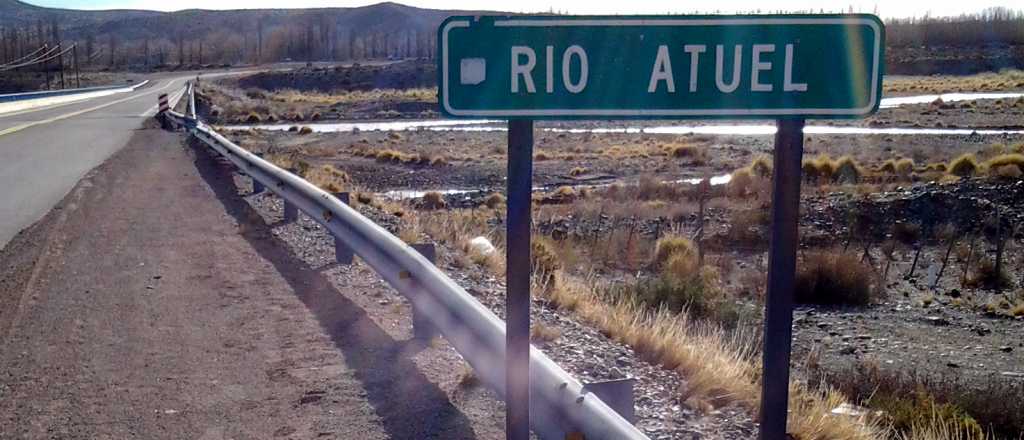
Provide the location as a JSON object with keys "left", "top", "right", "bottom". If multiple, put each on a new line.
{"left": 0, "top": 1, "right": 488, "bottom": 66}
{"left": 1, "top": 1, "right": 1021, "bottom": 72}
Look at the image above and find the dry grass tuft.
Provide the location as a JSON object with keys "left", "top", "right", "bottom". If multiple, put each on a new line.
{"left": 726, "top": 168, "right": 764, "bottom": 198}
{"left": 483, "top": 192, "right": 505, "bottom": 209}
{"left": 803, "top": 154, "right": 837, "bottom": 183}
{"left": 531, "top": 236, "right": 563, "bottom": 285}
{"left": 880, "top": 158, "right": 916, "bottom": 181}
{"left": 984, "top": 153, "right": 1024, "bottom": 176}
{"left": 833, "top": 156, "right": 863, "bottom": 184}
{"left": 421, "top": 191, "right": 447, "bottom": 210}
{"left": 542, "top": 274, "right": 881, "bottom": 440}
{"left": 749, "top": 155, "right": 773, "bottom": 177}
{"left": 795, "top": 251, "right": 878, "bottom": 306}
{"left": 304, "top": 164, "right": 350, "bottom": 192}
{"left": 993, "top": 164, "right": 1023, "bottom": 179}
{"left": 569, "top": 166, "right": 588, "bottom": 177}
{"left": 653, "top": 235, "right": 698, "bottom": 269}
{"left": 949, "top": 154, "right": 980, "bottom": 177}
{"left": 530, "top": 323, "right": 562, "bottom": 343}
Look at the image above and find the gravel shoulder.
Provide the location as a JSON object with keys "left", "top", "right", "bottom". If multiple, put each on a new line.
{"left": 0, "top": 127, "right": 491, "bottom": 439}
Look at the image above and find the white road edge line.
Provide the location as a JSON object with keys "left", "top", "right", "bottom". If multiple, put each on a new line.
{"left": 0, "top": 80, "right": 178, "bottom": 138}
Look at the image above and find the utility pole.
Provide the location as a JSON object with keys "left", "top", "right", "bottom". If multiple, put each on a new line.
{"left": 58, "top": 42, "right": 65, "bottom": 89}
{"left": 73, "top": 43, "right": 80, "bottom": 88}
{"left": 43, "top": 43, "right": 51, "bottom": 90}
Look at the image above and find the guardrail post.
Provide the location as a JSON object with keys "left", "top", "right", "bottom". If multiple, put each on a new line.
{"left": 410, "top": 243, "right": 440, "bottom": 340}
{"left": 283, "top": 200, "right": 298, "bottom": 223}
{"left": 250, "top": 153, "right": 266, "bottom": 194}
{"left": 582, "top": 378, "right": 636, "bottom": 424}
{"left": 333, "top": 192, "right": 354, "bottom": 265}
{"left": 281, "top": 167, "right": 300, "bottom": 223}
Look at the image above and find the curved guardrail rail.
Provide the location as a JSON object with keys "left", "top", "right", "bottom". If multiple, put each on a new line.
{"left": 164, "top": 85, "right": 648, "bottom": 440}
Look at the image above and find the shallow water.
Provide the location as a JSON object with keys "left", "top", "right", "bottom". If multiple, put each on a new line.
{"left": 230, "top": 121, "right": 1024, "bottom": 136}
{"left": 225, "top": 91, "right": 1024, "bottom": 136}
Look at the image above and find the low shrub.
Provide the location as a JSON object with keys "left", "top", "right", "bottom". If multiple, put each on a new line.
{"left": 483, "top": 192, "right": 505, "bottom": 209}
{"left": 304, "top": 164, "right": 350, "bottom": 191}
{"left": 421, "top": 191, "right": 446, "bottom": 210}
{"left": 795, "top": 251, "right": 877, "bottom": 306}
{"left": 833, "top": 156, "right": 862, "bottom": 184}
{"left": 949, "top": 153, "right": 980, "bottom": 177}
{"left": 880, "top": 157, "right": 916, "bottom": 180}
{"left": 809, "top": 154, "right": 837, "bottom": 181}
{"left": 298, "top": 126, "right": 313, "bottom": 135}
{"left": 994, "top": 164, "right": 1023, "bottom": 179}
{"left": 966, "top": 258, "right": 1011, "bottom": 290}
{"left": 814, "top": 360, "right": 1023, "bottom": 439}
{"left": 749, "top": 155, "right": 773, "bottom": 177}
{"left": 985, "top": 154, "right": 1024, "bottom": 177}
{"left": 532, "top": 236, "right": 563, "bottom": 285}
{"left": 653, "top": 235, "right": 698, "bottom": 269}
{"left": 727, "top": 168, "right": 757, "bottom": 198}
{"left": 669, "top": 144, "right": 702, "bottom": 159}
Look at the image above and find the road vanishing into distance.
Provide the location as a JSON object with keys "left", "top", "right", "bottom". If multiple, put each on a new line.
{"left": 0, "top": 75, "right": 189, "bottom": 247}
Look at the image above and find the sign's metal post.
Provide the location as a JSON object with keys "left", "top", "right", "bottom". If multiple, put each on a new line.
{"left": 758, "top": 119, "right": 805, "bottom": 440}
{"left": 506, "top": 119, "right": 534, "bottom": 440}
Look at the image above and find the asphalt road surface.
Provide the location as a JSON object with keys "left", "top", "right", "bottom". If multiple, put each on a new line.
{"left": 0, "top": 75, "right": 190, "bottom": 248}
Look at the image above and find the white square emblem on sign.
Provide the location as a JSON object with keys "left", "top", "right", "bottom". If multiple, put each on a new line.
{"left": 460, "top": 58, "right": 486, "bottom": 85}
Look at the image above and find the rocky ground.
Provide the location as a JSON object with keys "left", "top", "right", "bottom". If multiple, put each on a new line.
{"left": 227, "top": 171, "right": 759, "bottom": 439}
{"left": 219, "top": 121, "right": 1024, "bottom": 198}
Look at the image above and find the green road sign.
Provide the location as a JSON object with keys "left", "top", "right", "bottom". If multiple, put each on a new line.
{"left": 438, "top": 15, "right": 884, "bottom": 119}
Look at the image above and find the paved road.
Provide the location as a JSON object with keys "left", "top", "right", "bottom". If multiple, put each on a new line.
{"left": 0, "top": 128, "right": 398, "bottom": 438}
{"left": 0, "top": 75, "right": 192, "bottom": 248}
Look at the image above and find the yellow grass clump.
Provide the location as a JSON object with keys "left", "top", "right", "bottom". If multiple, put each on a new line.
{"left": 949, "top": 154, "right": 980, "bottom": 177}
{"left": 483, "top": 192, "right": 505, "bottom": 209}
{"left": 833, "top": 156, "right": 863, "bottom": 184}
{"left": 544, "top": 274, "right": 882, "bottom": 440}
{"left": 304, "top": 164, "right": 350, "bottom": 192}
{"left": 984, "top": 153, "right": 1024, "bottom": 174}
{"left": 653, "top": 235, "right": 698, "bottom": 269}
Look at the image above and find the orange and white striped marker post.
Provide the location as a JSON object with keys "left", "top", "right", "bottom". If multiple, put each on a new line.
{"left": 157, "top": 93, "right": 169, "bottom": 128}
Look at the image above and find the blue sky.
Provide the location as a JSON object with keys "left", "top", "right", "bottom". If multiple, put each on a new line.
{"left": 24, "top": 0, "right": 1022, "bottom": 18}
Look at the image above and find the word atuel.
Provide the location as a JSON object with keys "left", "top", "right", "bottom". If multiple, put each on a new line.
{"left": 439, "top": 15, "right": 884, "bottom": 119}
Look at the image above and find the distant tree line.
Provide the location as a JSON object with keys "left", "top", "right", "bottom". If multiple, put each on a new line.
{"left": 2, "top": 8, "right": 1022, "bottom": 70}
{"left": 1, "top": 12, "right": 439, "bottom": 70}
{"left": 886, "top": 7, "right": 1024, "bottom": 47}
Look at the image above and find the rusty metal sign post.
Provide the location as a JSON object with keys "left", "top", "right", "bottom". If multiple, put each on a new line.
{"left": 505, "top": 119, "right": 534, "bottom": 440}
{"left": 438, "top": 14, "right": 883, "bottom": 440}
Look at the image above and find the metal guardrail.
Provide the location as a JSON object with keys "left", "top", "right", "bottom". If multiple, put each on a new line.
{"left": 0, "top": 81, "right": 148, "bottom": 103}
{"left": 164, "top": 86, "right": 648, "bottom": 440}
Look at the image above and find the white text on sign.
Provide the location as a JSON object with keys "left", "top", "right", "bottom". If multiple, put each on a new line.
{"left": 509, "top": 44, "right": 808, "bottom": 95}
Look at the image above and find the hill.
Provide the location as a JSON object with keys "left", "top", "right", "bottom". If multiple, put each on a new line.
{"left": 0, "top": 1, "right": 1021, "bottom": 74}
{"left": 0, "top": 1, "right": 481, "bottom": 68}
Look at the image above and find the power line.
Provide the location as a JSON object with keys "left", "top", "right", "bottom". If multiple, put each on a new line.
{"left": 0, "top": 44, "right": 74, "bottom": 71}
{"left": 0, "top": 45, "right": 47, "bottom": 68}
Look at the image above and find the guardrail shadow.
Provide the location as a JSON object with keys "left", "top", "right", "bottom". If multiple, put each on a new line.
{"left": 189, "top": 140, "right": 481, "bottom": 439}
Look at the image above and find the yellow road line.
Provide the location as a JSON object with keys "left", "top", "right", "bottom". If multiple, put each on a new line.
{"left": 0, "top": 80, "right": 179, "bottom": 138}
